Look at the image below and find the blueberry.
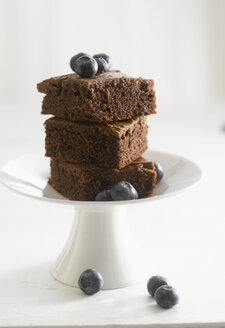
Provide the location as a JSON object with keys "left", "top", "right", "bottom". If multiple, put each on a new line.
{"left": 75, "top": 56, "right": 98, "bottom": 78}
{"left": 111, "top": 181, "right": 138, "bottom": 201}
{"left": 147, "top": 275, "right": 169, "bottom": 297}
{"left": 154, "top": 285, "right": 179, "bottom": 308}
{"left": 93, "top": 53, "right": 112, "bottom": 69}
{"left": 78, "top": 269, "right": 103, "bottom": 295}
{"left": 95, "top": 190, "right": 113, "bottom": 201}
{"left": 95, "top": 57, "right": 109, "bottom": 74}
{"left": 154, "top": 162, "right": 164, "bottom": 183}
{"left": 70, "top": 52, "right": 89, "bottom": 72}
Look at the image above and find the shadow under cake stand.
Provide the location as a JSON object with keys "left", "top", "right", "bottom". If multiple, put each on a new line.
{"left": 0, "top": 150, "right": 202, "bottom": 289}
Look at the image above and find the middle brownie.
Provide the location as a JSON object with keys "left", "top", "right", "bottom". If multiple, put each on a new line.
{"left": 45, "top": 116, "right": 148, "bottom": 169}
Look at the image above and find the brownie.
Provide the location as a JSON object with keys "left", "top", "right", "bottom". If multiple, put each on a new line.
{"left": 37, "top": 70, "right": 156, "bottom": 122}
{"left": 45, "top": 116, "right": 148, "bottom": 169}
{"left": 49, "top": 157, "right": 156, "bottom": 201}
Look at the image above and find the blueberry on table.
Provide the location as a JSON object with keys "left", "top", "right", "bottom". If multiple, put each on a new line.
{"left": 70, "top": 52, "right": 89, "bottom": 72}
{"left": 147, "top": 275, "right": 169, "bottom": 297}
{"left": 93, "top": 53, "right": 112, "bottom": 69}
{"left": 154, "top": 162, "right": 164, "bottom": 183}
{"left": 95, "top": 57, "right": 109, "bottom": 74}
{"left": 75, "top": 56, "right": 98, "bottom": 78}
{"left": 111, "top": 181, "right": 138, "bottom": 201}
{"left": 95, "top": 190, "right": 113, "bottom": 201}
{"left": 78, "top": 269, "right": 104, "bottom": 295}
{"left": 154, "top": 285, "right": 179, "bottom": 308}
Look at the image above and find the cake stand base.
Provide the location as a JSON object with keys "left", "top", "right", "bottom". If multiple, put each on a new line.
{"left": 51, "top": 205, "right": 144, "bottom": 289}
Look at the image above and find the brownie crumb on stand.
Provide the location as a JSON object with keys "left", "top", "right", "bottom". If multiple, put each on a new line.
{"left": 44, "top": 116, "right": 148, "bottom": 169}
{"left": 49, "top": 158, "right": 157, "bottom": 201}
{"left": 37, "top": 70, "right": 156, "bottom": 122}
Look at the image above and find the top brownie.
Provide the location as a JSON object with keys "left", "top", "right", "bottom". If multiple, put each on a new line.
{"left": 37, "top": 70, "right": 156, "bottom": 122}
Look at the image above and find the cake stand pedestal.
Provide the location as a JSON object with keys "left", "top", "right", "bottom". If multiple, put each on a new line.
{"left": 0, "top": 150, "right": 202, "bottom": 289}
{"left": 52, "top": 205, "right": 143, "bottom": 289}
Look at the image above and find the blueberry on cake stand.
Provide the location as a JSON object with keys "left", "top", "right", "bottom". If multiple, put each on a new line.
{"left": 0, "top": 150, "right": 201, "bottom": 289}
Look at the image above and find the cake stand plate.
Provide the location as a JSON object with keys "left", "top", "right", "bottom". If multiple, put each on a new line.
{"left": 0, "top": 150, "right": 202, "bottom": 289}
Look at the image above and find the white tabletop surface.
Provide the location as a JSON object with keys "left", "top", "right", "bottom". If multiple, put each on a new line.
{"left": 0, "top": 103, "right": 225, "bottom": 327}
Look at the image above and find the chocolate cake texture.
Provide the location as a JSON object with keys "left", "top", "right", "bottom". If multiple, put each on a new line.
{"left": 44, "top": 116, "right": 148, "bottom": 169}
{"left": 49, "top": 157, "right": 157, "bottom": 201}
{"left": 37, "top": 70, "right": 156, "bottom": 122}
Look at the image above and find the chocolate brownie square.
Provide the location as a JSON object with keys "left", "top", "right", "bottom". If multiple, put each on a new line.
{"left": 44, "top": 116, "right": 148, "bottom": 169}
{"left": 49, "top": 157, "right": 156, "bottom": 201}
{"left": 37, "top": 70, "right": 156, "bottom": 122}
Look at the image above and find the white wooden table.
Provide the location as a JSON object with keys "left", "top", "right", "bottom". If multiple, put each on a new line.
{"left": 0, "top": 104, "right": 225, "bottom": 327}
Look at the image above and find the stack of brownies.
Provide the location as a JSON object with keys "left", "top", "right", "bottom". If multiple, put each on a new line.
{"left": 37, "top": 70, "right": 157, "bottom": 200}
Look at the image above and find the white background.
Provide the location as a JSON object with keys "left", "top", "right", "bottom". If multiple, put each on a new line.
{"left": 0, "top": 0, "right": 225, "bottom": 327}
{"left": 0, "top": 0, "right": 225, "bottom": 141}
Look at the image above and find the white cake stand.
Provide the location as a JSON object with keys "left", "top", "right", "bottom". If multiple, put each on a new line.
{"left": 0, "top": 150, "right": 201, "bottom": 289}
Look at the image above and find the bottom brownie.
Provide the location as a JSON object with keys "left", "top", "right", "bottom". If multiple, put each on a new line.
{"left": 49, "top": 158, "right": 157, "bottom": 201}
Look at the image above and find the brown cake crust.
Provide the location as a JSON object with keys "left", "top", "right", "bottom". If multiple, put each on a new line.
{"left": 49, "top": 157, "right": 156, "bottom": 201}
{"left": 37, "top": 70, "right": 156, "bottom": 122}
{"left": 44, "top": 116, "right": 148, "bottom": 169}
